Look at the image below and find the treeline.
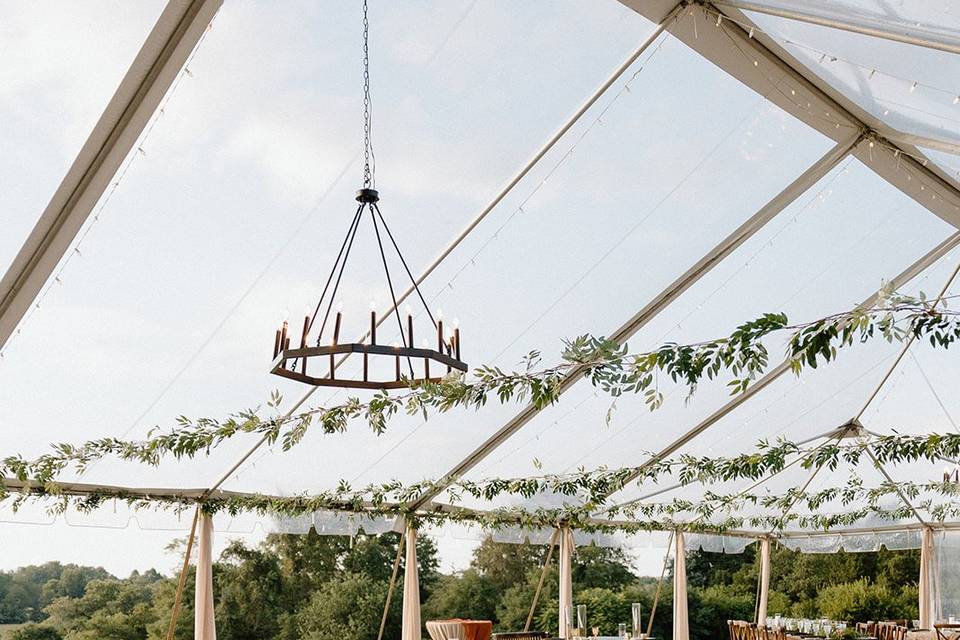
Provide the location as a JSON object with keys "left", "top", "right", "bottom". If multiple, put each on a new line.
{"left": 0, "top": 533, "right": 921, "bottom": 640}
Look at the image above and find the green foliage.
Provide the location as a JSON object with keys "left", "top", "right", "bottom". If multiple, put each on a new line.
{"left": 40, "top": 578, "right": 158, "bottom": 640}
{"left": 0, "top": 563, "right": 112, "bottom": 624}
{"left": 688, "top": 584, "right": 754, "bottom": 640}
{"left": 8, "top": 624, "right": 62, "bottom": 640}
{"left": 294, "top": 572, "right": 390, "bottom": 640}
{"left": 424, "top": 570, "right": 500, "bottom": 623}
{"left": 7, "top": 296, "right": 960, "bottom": 513}
{"left": 815, "top": 579, "right": 917, "bottom": 622}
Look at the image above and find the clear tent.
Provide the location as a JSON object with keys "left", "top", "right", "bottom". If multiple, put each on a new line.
{"left": 3, "top": 0, "right": 960, "bottom": 597}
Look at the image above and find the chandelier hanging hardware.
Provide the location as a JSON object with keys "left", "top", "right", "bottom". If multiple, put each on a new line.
{"left": 269, "top": 0, "right": 466, "bottom": 390}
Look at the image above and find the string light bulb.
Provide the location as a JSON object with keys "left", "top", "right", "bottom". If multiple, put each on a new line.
{"left": 909, "top": 81, "right": 917, "bottom": 93}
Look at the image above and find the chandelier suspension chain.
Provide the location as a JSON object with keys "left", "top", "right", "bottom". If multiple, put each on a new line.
{"left": 362, "top": 0, "right": 375, "bottom": 188}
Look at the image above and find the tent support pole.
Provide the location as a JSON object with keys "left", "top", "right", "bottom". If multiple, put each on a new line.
{"left": 378, "top": 531, "right": 407, "bottom": 640}
{"left": 525, "top": 528, "right": 560, "bottom": 632}
{"left": 647, "top": 529, "right": 674, "bottom": 637}
{"left": 165, "top": 507, "right": 200, "bottom": 640}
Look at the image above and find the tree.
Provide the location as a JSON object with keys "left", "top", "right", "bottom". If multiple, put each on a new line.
{"left": 214, "top": 541, "right": 286, "bottom": 640}
{"left": 9, "top": 624, "right": 62, "bottom": 640}
{"left": 472, "top": 538, "right": 547, "bottom": 593}
{"left": 42, "top": 579, "right": 158, "bottom": 640}
{"left": 294, "top": 572, "right": 392, "bottom": 640}
{"left": 424, "top": 569, "right": 500, "bottom": 623}
{"left": 572, "top": 544, "right": 635, "bottom": 590}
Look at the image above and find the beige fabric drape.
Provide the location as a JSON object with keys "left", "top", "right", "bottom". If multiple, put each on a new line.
{"left": 673, "top": 532, "right": 689, "bottom": 640}
{"left": 403, "top": 526, "right": 421, "bottom": 640}
{"left": 558, "top": 527, "right": 574, "bottom": 639}
{"left": 757, "top": 538, "right": 772, "bottom": 626}
{"left": 194, "top": 513, "right": 217, "bottom": 640}
{"left": 920, "top": 528, "right": 936, "bottom": 629}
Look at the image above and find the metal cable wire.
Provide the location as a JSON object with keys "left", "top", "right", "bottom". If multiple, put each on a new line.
{"left": 370, "top": 207, "right": 416, "bottom": 377}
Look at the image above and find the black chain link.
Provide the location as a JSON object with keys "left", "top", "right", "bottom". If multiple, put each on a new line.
{"left": 362, "top": 0, "right": 375, "bottom": 188}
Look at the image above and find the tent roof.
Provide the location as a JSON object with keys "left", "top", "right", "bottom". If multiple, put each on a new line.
{"left": 3, "top": 0, "right": 960, "bottom": 550}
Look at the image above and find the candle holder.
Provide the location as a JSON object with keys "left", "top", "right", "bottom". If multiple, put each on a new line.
{"left": 270, "top": 190, "right": 467, "bottom": 390}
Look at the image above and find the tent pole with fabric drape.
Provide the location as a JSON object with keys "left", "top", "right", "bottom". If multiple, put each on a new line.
{"left": 403, "top": 524, "right": 421, "bottom": 640}
{"left": 195, "top": 512, "right": 216, "bottom": 640}
{"left": 920, "top": 527, "right": 936, "bottom": 630}
{"left": 756, "top": 538, "right": 772, "bottom": 626}
{"left": 673, "top": 531, "right": 688, "bottom": 640}
{"left": 558, "top": 526, "right": 574, "bottom": 639}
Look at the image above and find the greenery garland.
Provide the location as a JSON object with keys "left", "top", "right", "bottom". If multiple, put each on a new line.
{"left": 6, "top": 478, "right": 958, "bottom": 537}
{"left": 4, "top": 293, "right": 960, "bottom": 537}
{"left": 3, "top": 295, "right": 960, "bottom": 491}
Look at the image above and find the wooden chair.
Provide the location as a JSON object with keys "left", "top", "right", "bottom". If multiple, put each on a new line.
{"left": 880, "top": 622, "right": 908, "bottom": 640}
{"left": 728, "top": 620, "right": 753, "bottom": 640}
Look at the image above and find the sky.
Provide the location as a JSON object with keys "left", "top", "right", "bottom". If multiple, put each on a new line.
{"left": 2, "top": 0, "right": 960, "bottom": 579}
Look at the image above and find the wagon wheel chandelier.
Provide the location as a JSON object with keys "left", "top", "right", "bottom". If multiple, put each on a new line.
{"left": 269, "top": 0, "right": 466, "bottom": 390}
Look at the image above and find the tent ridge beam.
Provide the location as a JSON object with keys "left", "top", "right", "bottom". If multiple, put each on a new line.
{"left": 620, "top": 0, "right": 960, "bottom": 230}
{"left": 707, "top": 2, "right": 960, "bottom": 227}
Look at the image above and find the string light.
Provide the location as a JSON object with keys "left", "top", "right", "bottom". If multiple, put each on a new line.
{"left": 705, "top": 5, "right": 960, "bottom": 109}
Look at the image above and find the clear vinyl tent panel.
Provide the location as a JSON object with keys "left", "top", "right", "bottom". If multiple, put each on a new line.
{"left": 0, "top": 1, "right": 167, "bottom": 275}
{"left": 443, "top": 156, "right": 954, "bottom": 504}
{"left": 0, "top": 0, "right": 657, "bottom": 489}
{"left": 4, "top": 0, "right": 960, "bottom": 586}
{"left": 217, "top": 30, "right": 837, "bottom": 497}
{"left": 736, "top": 3, "right": 960, "bottom": 152}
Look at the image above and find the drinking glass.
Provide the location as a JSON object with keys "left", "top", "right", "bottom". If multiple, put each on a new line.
{"left": 577, "top": 605, "right": 588, "bottom": 639}
{"left": 565, "top": 606, "right": 576, "bottom": 638}
{"left": 632, "top": 603, "right": 643, "bottom": 639}
{"left": 619, "top": 623, "right": 627, "bottom": 639}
